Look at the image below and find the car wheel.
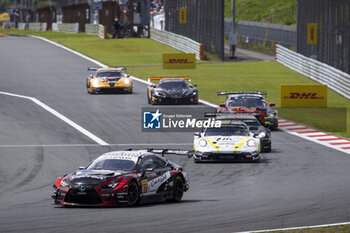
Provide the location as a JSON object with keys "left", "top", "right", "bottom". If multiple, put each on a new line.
{"left": 127, "top": 181, "right": 139, "bottom": 206}
{"left": 171, "top": 175, "right": 184, "bottom": 202}
{"left": 86, "top": 80, "right": 91, "bottom": 94}
{"left": 264, "top": 147, "right": 271, "bottom": 153}
{"left": 147, "top": 93, "right": 151, "bottom": 104}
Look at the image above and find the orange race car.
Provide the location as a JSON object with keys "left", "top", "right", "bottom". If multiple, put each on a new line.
{"left": 86, "top": 67, "right": 133, "bottom": 94}
{"left": 147, "top": 77, "right": 199, "bottom": 104}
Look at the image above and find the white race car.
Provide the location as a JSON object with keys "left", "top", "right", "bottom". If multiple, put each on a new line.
{"left": 193, "top": 121, "right": 261, "bottom": 162}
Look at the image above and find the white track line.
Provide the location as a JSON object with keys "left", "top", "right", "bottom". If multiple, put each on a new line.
{"left": 31, "top": 35, "right": 219, "bottom": 108}
{"left": 236, "top": 221, "right": 350, "bottom": 233}
{"left": 0, "top": 143, "right": 193, "bottom": 148}
{"left": 0, "top": 91, "right": 109, "bottom": 145}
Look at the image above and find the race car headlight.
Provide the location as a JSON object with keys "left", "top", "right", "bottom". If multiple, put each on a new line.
{"left": 93, "top": 79, "right": 100, "bottom": 86}
{"left": 124, "top": 79, "right": 130, "bottom": 85}
{"left": 59, "top": 178, "right": 69, "bottom": 190}
{"left": 192, "top": 91, "right": 197, "bottom": 96}
{"left": 258, "top": 132, "right": 266, "bottom": 138}
{"left": 247, "top": 139, "right": 256, "bottom": 147}
{"left": 155, "top": 91, "right": 165, "bottom": 96}
{"left": 102, "top": 179, "right": 120, "bottom": 190}
{"left": 107, "top": 181, "right": 120, "bottom": 189}
{"left": 199, "top": 139, "right": 208, "bottom": 147}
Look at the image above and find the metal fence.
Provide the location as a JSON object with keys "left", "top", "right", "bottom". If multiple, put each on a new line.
{"left": 164, "top": 0, "right": 224, "bottom": 60}
{"left": 150, "top": 27, "right": 203, "bottom": 60}
{"left": 276, "top": 44, "right": 350, "bottom": 100}
{"left": 297, "top": 0, "right": 350, "bottom": 74}
{"left": 224, "top": 20, "right": 297, "bottom": 48}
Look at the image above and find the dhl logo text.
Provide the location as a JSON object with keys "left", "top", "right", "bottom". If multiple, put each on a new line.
{"left": 284, "top": 92, "right": 324, "bottom": 99}
{"left": 166, "top": 59, "right": 193, "bottom": 64}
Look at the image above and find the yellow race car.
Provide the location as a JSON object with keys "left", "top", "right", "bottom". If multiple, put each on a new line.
{"left": 86, "top": 67, "right": 133, "bottom": 94}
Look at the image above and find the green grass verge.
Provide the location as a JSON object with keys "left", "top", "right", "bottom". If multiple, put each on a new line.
{"left": 225, "top": 0, "right": 297, "bottom": 26}
{"left": 255, "top": 224, "right": 350, "bottom": 233}
{"left": 1, "top": 28, "right": 349, "bottom": 138}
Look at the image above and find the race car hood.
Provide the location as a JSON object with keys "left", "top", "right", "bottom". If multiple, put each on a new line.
{"left": 230, "top": 106, "right": 265, "bottom": 113}
{"left": 205, "top": 136, "right": 250, "bottom": 146}
{"left": 155, "top": 88, "right": 194, "bottom": 96}
{"left": 68, "top": 169, "right": 124, "bottom": 185}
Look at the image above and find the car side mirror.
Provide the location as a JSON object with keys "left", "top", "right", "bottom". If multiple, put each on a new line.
{"left": 193, "top": 84, "right": 197, "bottom": 87}
{"left": 126, "top": 74, "right": 130, "bottom": 78}
{"left": 194, "top": 132, "right": 201, "bottom": 138}
{"left": 142, "top": 167, "right": 154, "bottom": 177}
{"left": 79, "top": 166, "right": 85, "bottom": 170}
{"left": 219, "top": 103, "right": 226, "bottom": 108}
{"left": 88, "top": 75, "right": 93, "bottom": 79}
{"left": 253, "top": 132, "right": 259, "bottom": 137}
{"left": 269, "top": 102, "right": 275, "bottom": 107}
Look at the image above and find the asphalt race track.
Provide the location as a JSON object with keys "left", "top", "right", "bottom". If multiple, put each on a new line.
{"left": 1, "top": 36, "right": 350, "bottom": 233}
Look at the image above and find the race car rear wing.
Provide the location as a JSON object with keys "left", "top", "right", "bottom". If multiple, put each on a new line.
{"left": 204, "top": 112, "right": 260, "bottom": 118}
{"left": 148, "top": 76, "right": 191, "bottom": 83}
{"left": 216, "top": 91, "right": 267, "bottom": 97}
{"left": 88, "top": 67, "right": 126, "bottom": 72}
{"left": 146, "top": 149, "right": 193, "bottom": 158}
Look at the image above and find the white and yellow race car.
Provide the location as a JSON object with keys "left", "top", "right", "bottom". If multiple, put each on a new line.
{"left": 193, "top": 121, "right": 261, "bottom": 163}
{"left": 86, "top": 67, "right": 133, "bottom": 94}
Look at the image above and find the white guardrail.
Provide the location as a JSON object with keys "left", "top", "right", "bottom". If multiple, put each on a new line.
{"left": 52, "top": 23, "right": 79, "bottom": 33}
{"left": 85, "top": 24, "right": 106, "bottom": 39}
{"left": 29, "top": 23, "right": 47, "bottom": 31}
{"left": 150, "top": 27, "right": 204, "bottom": 60}
{"left": 276, "top": 44, "right": 350, "bottom": 100}
{"left": 18, "top": 22, "right": 47, "bottom": 31}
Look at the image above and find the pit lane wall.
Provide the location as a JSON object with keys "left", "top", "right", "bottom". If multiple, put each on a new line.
{"left": 52, "top": 23, "right": 79, "bottom": 33}
{"left": 276, "top": 44, "right": 350, "bottom": 100}
{"left": 150, "top": 27, "right": 204, "bottom": 60}
{"left": 17, "top": 23, "right": 47, "bottom": 31}
{"left": 85, "top": 24, "right": 106, "bottom": 39}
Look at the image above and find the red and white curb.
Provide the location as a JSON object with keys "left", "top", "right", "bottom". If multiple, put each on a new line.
{"left": 279, "top": 119, "right": 350, "bottom": 155}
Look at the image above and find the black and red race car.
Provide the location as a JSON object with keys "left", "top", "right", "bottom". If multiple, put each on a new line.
{"left": 147, "top": 77, "right": 199, "bottom": 104}
{"left": 216, "top": 91, "right": 279, "bottom": 129}
{"left": 52, "top": 150, "right": 189, "bottom": 207}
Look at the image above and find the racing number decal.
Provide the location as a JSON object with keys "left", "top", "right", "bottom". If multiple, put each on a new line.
{"left": 141, "top": 179, "right": 148, "bottom": 194}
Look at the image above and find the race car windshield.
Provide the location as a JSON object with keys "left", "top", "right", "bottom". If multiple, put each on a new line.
{"left": 96, "top": 71, "right": 122, "bottom": 77}
{"left": 204, "top": 125, "right": 250, "bottom": 136}
{"left": 229, "top": 98, "right": 266, "bottom": 108}
{"left": 241, "top": 120, "right": 261, "bottom": 127}
{"left": 87, "top": 159, "right": 136, "bottom": 171}
{"left": 158, "top": 81, "right": 189, "bottom": 89}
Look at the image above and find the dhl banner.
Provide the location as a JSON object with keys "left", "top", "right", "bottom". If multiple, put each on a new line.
{"left": 281, "top": 84, "right": 327, "bottom": 107}
{"left": 307, "top": 23, "right": 317, "bottom": 45}
{"left": 162, "top": 53, "right": 196, "bottom": 69}
{"left": 0, "top": 13, "right": 10, "bottom": 21}
{"left": 179, "top": 8, "right": 187, "bottom": 24}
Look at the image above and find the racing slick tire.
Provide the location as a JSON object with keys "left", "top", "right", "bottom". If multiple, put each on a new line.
{"left": 171, "top": 175, "right": 184, "bottom": 202}
{"left": 86, "top": 79, "right": 91, "bottom": 94}
{"left": 147, "top": 93, "right": 151, "bottom": 104}
{"left": 127, "top": 181, "right": 139, "bottom": 206}
{"left": 263, "top": 147, "right": 271, "bottom": 153}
